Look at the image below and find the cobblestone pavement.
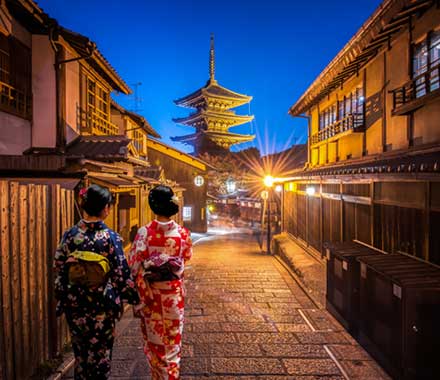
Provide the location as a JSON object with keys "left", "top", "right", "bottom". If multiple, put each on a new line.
{"left": 64, "top": 231, "right": 390, "bottom": 379}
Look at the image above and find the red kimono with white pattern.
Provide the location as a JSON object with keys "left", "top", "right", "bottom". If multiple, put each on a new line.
{"left": 128, "top": 220, "right": 192, "bottom": 380}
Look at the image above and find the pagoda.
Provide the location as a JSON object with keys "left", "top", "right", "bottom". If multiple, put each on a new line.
{"left": 172, "top": 35, "right": 255, "bottom": 156}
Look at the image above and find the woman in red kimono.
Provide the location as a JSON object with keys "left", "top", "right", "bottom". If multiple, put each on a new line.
{"left": 129, "top": 185, "right": 192, "bottom": 379}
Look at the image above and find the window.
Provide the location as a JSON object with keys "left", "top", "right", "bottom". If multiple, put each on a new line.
{"left": 80, "top": 70, "right": 118, "bottom": 135}
{"left": 429, "top": 31, "right": 440, "bottom": 92}
{"left": 318, "top": 87, "right": 363, "bottom": 130}
{"left": 412, "top": 31, "right": 440, "bottom": 98}
{"left": 0, "top": 33, "right": 31, "bottom": 119}
{"left": 0, "top": 42, "right": 9, "bottom": 83}
{"left": 319, "top": 104, "right": 337, "bottom": 130}
{"left": 339, "top": 100, "right": 345, "bottom": 119}
{"left": 413, "top": 40, "right": 428, "bottom": 97}
{"left": 356, "top": 87, "right": 365, "bottom": 113}
{"left": 87, "top": 77, "right": 109, "bottom": 120}
{"left": 132, "top": 129, "right": 145, "bottom": 154}
{"left": 182, "top": 206, "right": 192, "bottom": 221}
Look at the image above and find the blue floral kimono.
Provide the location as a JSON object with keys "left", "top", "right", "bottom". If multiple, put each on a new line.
{"left": 54, "top": 220, "right": 139, "bottom": 379}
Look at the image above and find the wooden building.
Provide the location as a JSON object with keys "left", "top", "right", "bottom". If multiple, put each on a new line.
{"left": 172, "top": 34, "right": 255, "bottom": 156}
{"left": 0, "top": 2, "right": 186, "bottom": 378}
{"left": 281, "top": 0, "right": 440, "bottom": 265}
{"left": 146, "top": 138, "right": 211, "bottom": 232}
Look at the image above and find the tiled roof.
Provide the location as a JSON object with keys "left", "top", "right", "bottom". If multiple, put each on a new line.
{"left": 289, "top": 0, "right": 434, "bottom": 115}
{"left": 296, "top": 147, "right": 440, "bottom": 178}
{"left": 60, "top": 27, "right": 131, "bottom": 94}
{"left": 7, "top": 1, "right": 131, "bottom": 94}
{"left": 135, "top": 166, "right": 164, "bottom": 181}
{"left": 87, "top": 173, "right": 138, "bottom": 187}
{"left": 66, "top": 135, "right": 131, "bottom": 160}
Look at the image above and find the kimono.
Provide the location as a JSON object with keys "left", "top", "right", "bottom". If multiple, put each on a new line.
{"left": 129, "top": 220, "right": 193, "bottom": 380}
{"left": 54, "top": 220, "right": 139, "bottom": 380}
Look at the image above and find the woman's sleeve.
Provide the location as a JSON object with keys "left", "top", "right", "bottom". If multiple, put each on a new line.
{"left": 128, "top": 227, "right": 149, "bottom": 279}
{"left": 109, "top": 232, "right": 140, "bottom": 305}
{"left": 53, "top": 231, "right": 70, "bottom": 313}
{"left": 182, "top": 227, "right": 193, "bottom": 262}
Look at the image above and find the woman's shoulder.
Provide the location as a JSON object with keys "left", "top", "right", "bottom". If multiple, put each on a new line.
{"left": 104, "top": 227, "right": 123, "bottom": 242}
{"left": 138, "top": 224, "right": 150, "bottom": 236}
{"left": 177, "top": 224, "right": 191, "bottom": 237}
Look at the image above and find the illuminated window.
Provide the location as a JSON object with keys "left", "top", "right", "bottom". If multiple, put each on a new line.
{"left": 132, "top": 129, "right": 145, "bottom": 154}
{"left": 87, "top": 77, "right": 109, "bottom": 120}
{"left": 183, "top": 206, "right": 192, "bottom": 221}
{"left": 80, "top": 71, "right": 118, "bottom": 135}
{"left": 0, "top": 33, "right": 31, "bottom": 119}
{"left": 0, "top": 41, "right": 9, "bottom": 83}
{"left": 413, "top": 31, "right": 440, "bottom": 97}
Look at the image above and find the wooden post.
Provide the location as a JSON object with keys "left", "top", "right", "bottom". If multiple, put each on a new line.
{"left": 370, "top": 181, "right": 375, "bottom": 246}
{"left": 35, "top": 185, "right": 47, "bottom": 362}
{"left": 10, "top": 181, "right": 24, "bottom": 380}
{"left": 382, "top": 52, "right": 387, "bottom": 152}
{"left": 19, "top": 184, "right": 31, "bottom": 378}
{"left": 28, "top": 184, "right": 39, "bottom": 370}
{"left": 0, "top": 181, "right": 14, "bottom": 380}
{"left": 340, "top": 181, "right": 344, "bottom": 241}
{"left": 425, "top": 181, "right": 430, "bottom": 261}
{"left": 47, "top": 184, "right": 60, "bottom": 357}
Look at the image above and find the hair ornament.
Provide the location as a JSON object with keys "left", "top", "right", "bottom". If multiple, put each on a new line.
{"left": 79, "top": 188, "right": 88, "bottom": 199}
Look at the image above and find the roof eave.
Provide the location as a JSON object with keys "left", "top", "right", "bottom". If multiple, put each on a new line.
{"left": 289, "top": 0, "right": 408, "bottom": 115}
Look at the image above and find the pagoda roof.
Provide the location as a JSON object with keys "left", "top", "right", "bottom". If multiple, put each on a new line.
{"left": 174, "top": 79, "right": 252, "bottom": 109}
{"left": 171, "top": 130, "right": 255, "bottom": 146}
{"left": 173, "top": 109, "right": 254, "bottom": 128}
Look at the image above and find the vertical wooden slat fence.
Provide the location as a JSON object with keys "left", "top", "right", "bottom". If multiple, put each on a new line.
{"left": 283, "top": 179, "right": 437, "bottom": 264}
{"left": 0, "top": 180, "right": 74, "bottom": 379}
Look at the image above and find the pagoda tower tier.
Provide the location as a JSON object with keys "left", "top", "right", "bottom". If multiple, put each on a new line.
{"left": 172, "top": 34, "right": 255, "bottom": 156}
{"left": 172, "top": 130, "right": 254, "bottom": 156}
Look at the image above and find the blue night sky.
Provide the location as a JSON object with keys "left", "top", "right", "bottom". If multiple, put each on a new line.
{"left": 37, "top": 0, "right": 381, "bottom": 155}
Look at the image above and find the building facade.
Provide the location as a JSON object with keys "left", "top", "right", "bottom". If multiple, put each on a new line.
{"left": 146, "top": 138, "right": 210, "bottom": 232}
{"left": 282, "top": 0, "right": 440, "bottom": 265}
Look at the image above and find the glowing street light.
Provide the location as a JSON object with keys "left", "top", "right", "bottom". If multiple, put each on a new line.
{"left": 264, "top": 175, "right": 274, "bottom": 188}
{"left": 226, "top": 178, "right": 236, "bottom": 193}
{"left": 306, "top": 186, "right": 315, "bottom": 196}
{"left": 275, "top": 184, "right": 283, "bottom": 193}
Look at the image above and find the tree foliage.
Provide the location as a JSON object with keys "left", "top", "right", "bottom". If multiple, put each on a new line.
{"left": 199, "top": 148, "right": 261, "bottom": 197}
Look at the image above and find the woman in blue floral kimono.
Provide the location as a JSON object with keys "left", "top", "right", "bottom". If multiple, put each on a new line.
{"left": 54, "top": 185, "right": 139, "bottom": 379}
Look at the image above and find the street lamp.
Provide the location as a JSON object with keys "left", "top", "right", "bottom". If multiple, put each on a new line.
{"left": 226, "top": 178, "right": 236, "bottom": 193}
{"left": 264, "top": 175, "right": 274, "bottom": 254}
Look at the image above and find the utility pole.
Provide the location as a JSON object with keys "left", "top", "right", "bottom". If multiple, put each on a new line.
{"left": 131, "top": 82, "right": 143, "bottom": 113}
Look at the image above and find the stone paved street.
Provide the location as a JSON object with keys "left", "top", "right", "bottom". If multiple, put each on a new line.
{"left": 64, "top": 231, "right": 390, "bottom": 379}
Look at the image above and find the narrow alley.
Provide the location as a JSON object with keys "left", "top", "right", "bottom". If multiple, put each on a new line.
{"left": 63, "top": 230, "right": 390, "bottom": 379}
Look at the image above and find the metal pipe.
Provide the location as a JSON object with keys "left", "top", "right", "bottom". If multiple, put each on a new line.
{"left": 267, "top": 189, "right": 271, "bottom": 254}
{"left": 48, "top": 24, "right": 95, "bottom": 151}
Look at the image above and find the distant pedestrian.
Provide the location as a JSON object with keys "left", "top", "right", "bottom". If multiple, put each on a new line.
{"left": 129, "top": 185, "right": 193, "bottom": 380}
{"left": 53, "top": 184, "right": 139, "bottom": 379}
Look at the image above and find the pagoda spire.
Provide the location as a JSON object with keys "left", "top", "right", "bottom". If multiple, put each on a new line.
{"left": 209, "top": 33, "right": 215, "bottom": 82}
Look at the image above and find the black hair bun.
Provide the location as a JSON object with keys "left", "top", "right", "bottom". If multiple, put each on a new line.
{"left": 81, "top": 184, "right": 112, "bottom": 217}
{"left": 148, "top": 185, "right": 179, "bottom": 217}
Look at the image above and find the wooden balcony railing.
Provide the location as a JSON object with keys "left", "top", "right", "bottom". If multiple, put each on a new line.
{"left": 390, "top": 63, "right": 440, "bottom": 114}
{"left": 311, "top": 112, "right": 364, "bottom": 146}
{"left": 77, "top": 106, "right": 119, "bottom": 136}
{"left": 0, "top": 80, "right": 32, "bottom": 120}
